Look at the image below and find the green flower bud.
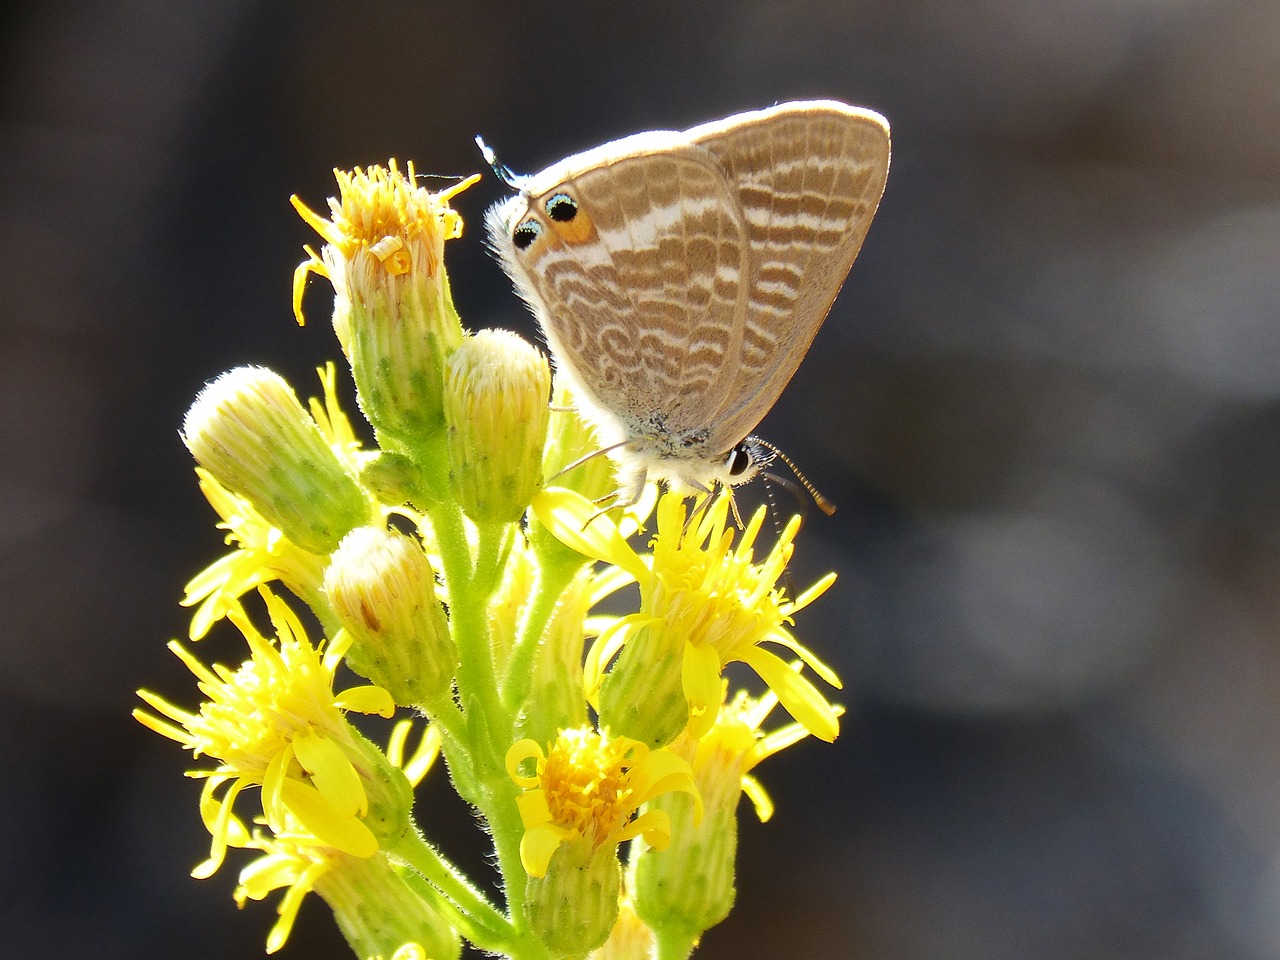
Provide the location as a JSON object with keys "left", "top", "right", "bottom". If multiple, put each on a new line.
{"left": 182, "top": 366, "right": 370, "bottom": 554}
{"left": 541, "top": 382, "right": 617, "bottom": 503}
{"left": 523, "top": 567, "right": 592, "bottom": 745}
{"left": 527, "top": 834, "right": 622, "bottom": 958}
{"left": 444, "top": 329, "right": 551, "bottom": 524}
{"left": 319, "top": 849, "right": 460, "bottom": 960}
{"left": 345, "top": 724, "right": 417, "bottom": 848}
{"left": 633, "top": 704, "right": 771, "bottom": 942}
{"left": 531, "top": 382, "right": 621, "bottom": 568}
{"left": 358, "top": 450, "right": 427, "bottom": 508}
{"left": 598, "top": 621, "right": 689, "bottom": 749}
{"left": 632, "top": 782, "right": 735, "bottom": 941}
{"left": 325, "top": 526, "right": 457, "bottom": 707}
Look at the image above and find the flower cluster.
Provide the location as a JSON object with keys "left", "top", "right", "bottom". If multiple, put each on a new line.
{"left": 136, "top": 159, "right": 842, "bottom": 960}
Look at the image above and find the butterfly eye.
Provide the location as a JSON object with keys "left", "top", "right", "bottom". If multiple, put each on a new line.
{"left": 726, "top": 443, "right": 755, "bottom": 478}
{"left": 545, "top": 192, "right": 579, "bottom": 222}
{"left": 512, "top": 219, "right": 542, "bottom": 250}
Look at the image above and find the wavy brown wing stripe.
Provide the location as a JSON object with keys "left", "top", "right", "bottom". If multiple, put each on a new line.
{"left": 691, "top": 103, "right": 890, "bottom": 448}
{"left": 528, "top": 148, "right": 751, "bottom": 431}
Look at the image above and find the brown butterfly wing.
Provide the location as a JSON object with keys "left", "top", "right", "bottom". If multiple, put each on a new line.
{"left": 690, "top": 102, "right": 891, "bottom": 450}
{"left": 515, "top": 145, "right": 751, "bottom": 441}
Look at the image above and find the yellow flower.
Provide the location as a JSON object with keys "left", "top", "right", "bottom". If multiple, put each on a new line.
{"left": 292, "top": 160, "right": 478, "bottom": 446}
{"left": 505, "top": 728, "right": 700, "bottom": 880}
{"left": 225, "top": 719, "right": 441, "bottom": 955}
{"left": 532, "top": 487, "right": 842, "bottom": 744}
{"left": 306, "top": 360, "right": 373, "bottom": 471}
{"left": 291, "top": 160, "right": 476, "bottom": 328}
{"left": 631, "top": 684, "right": 838, "bottom": 939}
{"left": 134, "top": 588, "right": 398, "bottom": 880}
{"left": 233, "top": 817, "right": 342, "bottom": 954}
{"left": 699, "top": 684, "right": 841, "bottom": 823}
{"left": 180, "top": 469, "right": 327, "bottom": 639}
{"left": 235, "top": 814, "right": 457, "bottom": 958}
{"left": 235, "top": 717, "right": 447, "bottom": 956}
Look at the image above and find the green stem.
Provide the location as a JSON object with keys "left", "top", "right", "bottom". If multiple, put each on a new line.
{"left": 481, "top": 773, "right": 536, "bottom": 937}
{"left": 424, "top": 501, "right": 499, "bottom": 813}
{"left": 423, "top": 487, "right": 547, "bottom": 950}
{"left": 502, "top": 558, "right": 582, "bottom": 713}
{"left": 400, "top": 441, "right": 564, "bottom": 957}
{"left": 394, "top": 868, "right": 482, "bottom": 952}
{"left": 654, "top": 924, "right": 699, "bottom": 960}
{"left": 472, "top": 521, "right": 514, "bottom": 601}
{"left": 417, "top": 692, "right": 466, "bottom": 749}
{"left": 430, "top": 500, "right": 501, "bottom": 721}
{"left": 389, "top": 829, "right": 516, "bottom": 954}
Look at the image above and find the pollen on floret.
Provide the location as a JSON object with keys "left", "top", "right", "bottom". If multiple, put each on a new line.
{"left": 506, "top": 728, "right": 699, "bottom": 879}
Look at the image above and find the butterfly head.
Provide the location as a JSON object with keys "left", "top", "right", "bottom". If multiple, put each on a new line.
{"left": 607, "top": 432, "right": 770, "bottom": 503}
{"left": 726, "top": 439, "right": 768, "bottom": 484}
{"left": 490, "top": 188, "right": 597, "bottom": 265}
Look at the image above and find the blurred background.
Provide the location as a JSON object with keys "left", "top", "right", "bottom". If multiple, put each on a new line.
{"left": 3, "top": 0, "right": 1279, "bottom": 956}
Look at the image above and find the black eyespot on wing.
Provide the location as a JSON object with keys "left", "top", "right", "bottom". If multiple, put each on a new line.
{"left": 545, "top": 192, "right": 578, "bottom": 222}
{"left": 512, "top": 218, "right": 541, "bottom": 250}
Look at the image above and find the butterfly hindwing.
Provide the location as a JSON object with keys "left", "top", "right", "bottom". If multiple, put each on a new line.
{"left": 690, "top": 101, "right": 890, "bottom": 450}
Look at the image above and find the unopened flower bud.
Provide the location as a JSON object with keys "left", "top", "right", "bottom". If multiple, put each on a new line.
{"left": 527, "top": 834, "right": 622, "bottom": 958}
{"left": 443, "top": 329, "right": 551, "bottom": 524}
{"left": 182, "top": 366, "right": 369, "bottom": 555}
{"left": 316, "top": 847, "right": 461, "bottom": 960}
{"left": 633, "top": 703, "right": 767, "bottom": 941}
{"left": 325, "top": 526, "right": 456, "bottom": 706}
{"left": 541, "top": 383, "right": 617, "bottom": 503}
{"left": 358, "top": 450, "right": 426, "bottom": 508}
{"left": 523, "top": 567, "right": 592, "bottom": 746}
{"left": 598, "top": 620, "right": 689, "bottom": 749}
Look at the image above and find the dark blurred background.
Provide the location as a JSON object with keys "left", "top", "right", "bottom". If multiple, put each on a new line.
{"left": 4, "top": 0, "right": 1280, "bottom": 957}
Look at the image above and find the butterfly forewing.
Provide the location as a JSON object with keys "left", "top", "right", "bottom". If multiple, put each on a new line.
{"left": 517, "top": 147, "right": 750, "bottom": 437}
{"left": 690, "top": 102, "right": 890, "bottom": 450}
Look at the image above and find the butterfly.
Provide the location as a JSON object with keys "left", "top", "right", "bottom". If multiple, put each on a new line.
{"left": 485, "top": 100, "right": 890, "bottom": 508}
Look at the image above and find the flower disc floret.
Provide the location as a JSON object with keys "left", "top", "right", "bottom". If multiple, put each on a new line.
{"left": 505, "top": 728, "right": 700, "bottom": 879}
{"left": 291, "top": 160, "right": 478, "bottom": 324}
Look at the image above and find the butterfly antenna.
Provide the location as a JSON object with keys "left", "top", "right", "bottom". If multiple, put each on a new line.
{"left": 759, "top": 472, "right": 799, "bottom": 597}
{"left": 474, "top": 136, "right": 526, "bottom": 190}
{"left": 760, "top": 471, "right": 791, "bottom": 539}
{"left": 749, "top": 437, "right": 836, "bottom": 516}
